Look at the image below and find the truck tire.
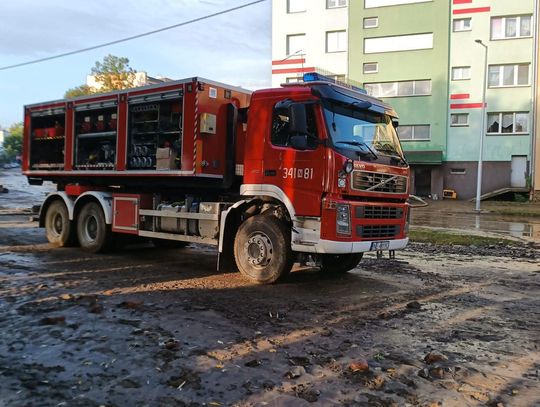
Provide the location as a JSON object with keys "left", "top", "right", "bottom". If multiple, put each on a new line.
{"left": 76, "top": 202, "right": 112, "bottom": 253}
{"left": 44, "top": 200, "right": 76, "bottom": 247}
{"left": 234, "top": 214, "right": 293, "bottom": 284}
{"left": 320, "top": 253, "right": 363, "bottom": 274}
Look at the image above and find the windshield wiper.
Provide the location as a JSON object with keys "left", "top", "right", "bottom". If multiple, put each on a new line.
{"left": 335, "top": 141, "right": 378, "bottom": 160}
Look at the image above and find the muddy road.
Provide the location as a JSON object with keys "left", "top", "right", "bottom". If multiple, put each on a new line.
{"left": 0, "top": 211, "right": 539, "bottom": 407}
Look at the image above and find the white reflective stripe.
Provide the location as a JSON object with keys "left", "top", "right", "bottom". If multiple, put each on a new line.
{"left": 292, "top": 237, "right": 409, "bottom": 254}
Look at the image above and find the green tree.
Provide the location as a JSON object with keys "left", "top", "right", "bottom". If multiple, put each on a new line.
{"left": 91, "top": 54, "right": 135, "bottom": 92}
{"left": 3, "top": 122, "right": 23, "bottom": 161}
{"left": 64, "top": 84, "right": 93, "bottom": 98}
{"left": 64, "top": 54, "right": 136, "bottom": 98}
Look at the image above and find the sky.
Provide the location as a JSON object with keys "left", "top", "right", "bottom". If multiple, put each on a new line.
{"left": 0, "top": 0, "right": 271, "bottom": 128}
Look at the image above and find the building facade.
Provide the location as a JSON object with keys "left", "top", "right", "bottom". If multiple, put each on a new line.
{"left": 271, "top": 0, "right": 348, "bottom": 87}
{"left": 271, "top": 0, "right": 538, "bottom": 200}
{"left": 349, "top": 0, "right": 450, "bottom": 198}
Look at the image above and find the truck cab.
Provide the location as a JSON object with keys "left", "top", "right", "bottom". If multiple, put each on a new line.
{"left": 235, "top": 73, "right": 409, "bottom": 280}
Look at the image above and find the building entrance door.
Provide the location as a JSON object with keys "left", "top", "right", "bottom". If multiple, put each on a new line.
{"left": 510, "top": 156, "right": 527, "bottom": 188}
{"left": 414, "top": 167, "right": 431, "bottom": 197}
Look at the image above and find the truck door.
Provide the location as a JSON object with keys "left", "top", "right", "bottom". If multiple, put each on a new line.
{"left": 262, "top": 102, "right": 326, "bottom": 216}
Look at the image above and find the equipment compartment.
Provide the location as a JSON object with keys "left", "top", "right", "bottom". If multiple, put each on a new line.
{"left": 128, "top": 97, "right": 182, "bottom": 170}
{"left": 30, "top": 109, "right": 66, "bottom": 170}
{"left": 74, "top": 104, "right": 118, "bottom": 170}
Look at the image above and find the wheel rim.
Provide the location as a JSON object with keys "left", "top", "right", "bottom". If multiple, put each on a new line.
{"left": 52, "top": 213, "right": 63, "bottom": 236}
{"left": 83, "top": 215, "right": 98, "bottom": 242}
{"left": 245, "top": 231, "right": 273, "bottom": 269}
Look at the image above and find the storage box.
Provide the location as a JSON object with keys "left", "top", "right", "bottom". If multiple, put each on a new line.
{"left": 156, "top": 147, "right": 176, "bottom": 170}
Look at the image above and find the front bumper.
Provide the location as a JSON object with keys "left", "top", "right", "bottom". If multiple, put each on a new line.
{"left": 292, "top": 236, "right": 409, "bottom": 254}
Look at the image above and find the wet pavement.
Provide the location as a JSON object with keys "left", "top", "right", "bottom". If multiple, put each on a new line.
{"left": 411, "top": 202, "right": 540, "bottom": 242}
{"left": 0, "top": 168, "right": 539, "bottom": 407}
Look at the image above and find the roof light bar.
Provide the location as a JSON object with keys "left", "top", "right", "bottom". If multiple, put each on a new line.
{"left": 303, "top": 72, "right": 367, "bottom": 94}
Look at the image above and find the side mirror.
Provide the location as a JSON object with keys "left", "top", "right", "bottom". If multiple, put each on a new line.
{"left": 289, "top": 104, "right": 308, "bottom": 135}
{"left": 290, "top": 135, "right": 308, "bottom": 150}
{"left": 392, "top": 120, "right": 399, "bottom": 128}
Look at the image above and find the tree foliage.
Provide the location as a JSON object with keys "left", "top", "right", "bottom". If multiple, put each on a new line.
{"left": 91, "top": 54, "right": 135, "bottom": 92}
{"left": 64, "top": 54, "right": 136, "bottom": 98}
{"left": 2, "top": 122, "right": 23, "bottom": 161}
{"left": 64, "top": 84, "right": 93, "bottom": 99}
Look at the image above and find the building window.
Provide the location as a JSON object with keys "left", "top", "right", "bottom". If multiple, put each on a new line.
{"left": 363, "top": 62, "right": 378, "bottom": 74}
{"left": 364, "top": 80, "right": 431, "bottom": 97}
{"left": 364, "top": 33, "right": 433, "bottom": 54}
{"left": 397, "top": 125, "right": 430, "bottom": 141}
{"left": 364, "top": 17, "right": 379, "bottom": 28}
{"left": 451, "top": 66, "right": 471, "bottom": 81}
{"left": 451, "top": 113, "right": 469, "bottom": 126}
{"left": 365, "top": 0, "right": 431, "bottom": 8}
{"left": 287, "top": 0, "right": 306, "bottom": 13}
{"left": 491, "top": 15, "right": 532, "bottom": 40}
{"left": 286, "top": 77, "right": 302, "bottom": 83}
{"left": 488, "top": 64, "right": 529, "bottom": 87}
{"left": 326, "top": 30, "right": 347, "bottom": 53}
{"left": 327, "top": 0, "right": 347, "bottom": 8}
{"left": 487, "top": 112, "right": 528, "bottom": 134}
{"left": 453, "top": 18, "right": 471, "bottom": 32}
{"left": 450, "top": 168, "right": 466, "bottom": 175}
{"left": 286, "top": 34, "right": 306, "bottom": 55}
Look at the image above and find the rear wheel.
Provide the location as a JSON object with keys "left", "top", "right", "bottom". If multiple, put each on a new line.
{"left": 76, "top": 202, "right": 112, "bottom": 253}
{"left": 44, "top": 200, "right": 76, "bottom": 247}
{"left": 320, "top": 253, "right": 363, "bottom": 274}
{"left": 234, "top": 214, "right": 293, "bottom": 284}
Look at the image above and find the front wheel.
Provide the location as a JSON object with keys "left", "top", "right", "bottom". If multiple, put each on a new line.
{"left": 44, "top": 200, "right": 76, "bottom": 247}
{"left": 320, "top": 253, "right": 363, "bottom": 274}
{"left": 234, "top": 214, "right": 293, "bottom": 284}
{"left": 76, "top": 202, "right": 112, "bottom": 253}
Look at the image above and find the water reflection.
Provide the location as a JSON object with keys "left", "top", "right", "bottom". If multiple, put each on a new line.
{"left": 411, "top": 209, "right": 540, "bottom": 240}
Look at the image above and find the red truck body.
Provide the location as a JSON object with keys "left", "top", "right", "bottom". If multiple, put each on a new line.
{"left": 23, "top": 74, "right": 410, "bottom": 283}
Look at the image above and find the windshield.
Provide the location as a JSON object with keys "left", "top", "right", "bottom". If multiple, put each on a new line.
{"left": 323, "top": 103, "right": 404, "bottom": 160}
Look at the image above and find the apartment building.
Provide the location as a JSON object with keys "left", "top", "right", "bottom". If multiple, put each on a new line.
{"left": 271, "top": 0, "right": 348, "bottom": 87}
{"left": 271, "top": 0, "right": 538, "bottom": 200}
{"left": 348, "top": 0, "right": 536, "bottom": 199}
{"left": 349, "top": 0, "right": 450, "bottom": 197}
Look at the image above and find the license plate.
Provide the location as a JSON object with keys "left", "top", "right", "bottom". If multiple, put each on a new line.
{"left": 370, "top": 241, "right": 390, "bottom": 251}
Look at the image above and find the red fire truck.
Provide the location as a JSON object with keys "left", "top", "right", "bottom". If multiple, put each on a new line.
{"left": 22, "top": 73, "right": 410, "bottom": 284}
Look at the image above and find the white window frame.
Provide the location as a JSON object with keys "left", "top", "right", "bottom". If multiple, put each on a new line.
{"left": 364, "top": 33, "right": 433, "bottom": 54}
{"left": 327, "top": 0, "right": 347, "bottom": 9}
{"left": 453, "top": 18, "right": 472, "bottom": 32}
{"left": 450, "top": 113, "right": 469, "bottom": 127}
{"left": 286, "top": 34, "right": 306, "bottom": 55}
{"left": 491, "top": 15, "right": 533, "bottom": 40}
{"left": 488, "top": 64, "right": 530, "bottom": 88}
{"left": 364, "top": 80, "right": 431, "bottom": 97}
{"left": 451, "top": 66, "right": 471, "bottom": 81}
{"left": 326, "top": 30, "right": 347, "bottom": 53}
{"left": 486, "top": 112, "right": 529, "bottom": 135}
{"left": 363, "top": 17, "right": 379, "bottom": 29}
{"left": 363, "top": 62, "right": 378, "bottom": 74}
{"left": 287, "top": 0, "right": 306, "bottom": 13}
{"left": 398, "top": 124, "right": 431, "bottom": 141}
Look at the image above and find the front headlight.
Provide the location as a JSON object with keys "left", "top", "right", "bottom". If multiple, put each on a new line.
{"left": 336, "top": 203, "right": 351, "bottom": 235}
